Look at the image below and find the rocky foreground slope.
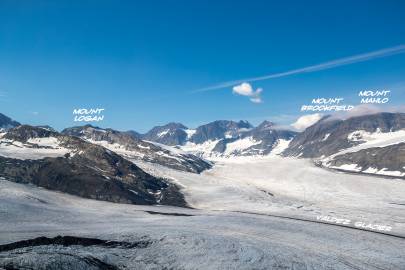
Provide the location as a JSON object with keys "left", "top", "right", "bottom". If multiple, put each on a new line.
{"left": 0, "top": 125, "right": 186, "bottom": 206}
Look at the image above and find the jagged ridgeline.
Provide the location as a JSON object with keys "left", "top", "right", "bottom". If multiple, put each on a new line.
{"left": 141, "top": 120, "right": 297, "bottom": 157}
{"left": 61, "top": 124, "right": 212, "bottom": 173}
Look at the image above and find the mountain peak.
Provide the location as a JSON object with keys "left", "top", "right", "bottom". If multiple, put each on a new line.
{"left": 257, "top": 120, "right": 275, "bottom": 129}
{"left": 237, "top": 120, "right": 253, "bottom": 129}
{"left": 142, "top": 122, "right": 188, "bottom": 146}
{"left": 0, "top": 112, "right": 21, "bottom": 130}
{"left": 161, "top": 122, "right": 188, "bottom": 130}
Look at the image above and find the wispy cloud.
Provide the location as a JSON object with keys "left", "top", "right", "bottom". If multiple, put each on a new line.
{"left": 232, "top": 82, "right": 263, "bottom": 103}
{"left": 192, "top": 44, "right": 405, "bottom": 93}
{"left": 0, "top": 91, "right": 7, "bottom": 102}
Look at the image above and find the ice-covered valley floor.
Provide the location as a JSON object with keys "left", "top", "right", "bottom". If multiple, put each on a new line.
{"left": 1, "top": 156, "right": 405, "bottom": 269}
{"left": 135, "top": 156, "right": 405, "bottom": 234}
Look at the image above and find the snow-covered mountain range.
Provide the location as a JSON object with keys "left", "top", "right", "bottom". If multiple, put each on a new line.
{"left": 139, "top": 114, "right": 405, "bottom": 178}
{"left": 0, "top": 111, "right": 405, "bottom": 209}
{"left": 61, "top": 124, "right": 211, "bottom": 173}
{"left": 141, "top": 120, "right": 297, "bottom": 158}
{"left": 1, "top": 111, "right": 405, "bottom": 269}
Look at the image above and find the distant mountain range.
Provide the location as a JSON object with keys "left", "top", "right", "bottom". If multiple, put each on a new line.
{"left": 0, "top": 111, "right": 404, "bottom": 207}
{"left": 140, "top": 120, "right": 297, "bottom": 157}
{"left": 141, "top": 120, "right": 253, "bottom": 146}
{"left": 118, "top": 113, "right": 405, "bottom": 177}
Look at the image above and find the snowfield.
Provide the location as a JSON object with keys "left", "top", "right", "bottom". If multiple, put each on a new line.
{"left": 346, "top": 129, "right": 405, "bottom": 147}
{"left": 133, "top": 156, "right": 405, "bottom": 235}
{"left": 223, "top": 136, "right": 261, "bottom": 155}
{"left": 336, "top": 129, "right": 405, "bottom": 157}
{"left": 180, "top": 138, "right": 292, "bottom": 158}
{"left": 0, "top": 136, "right": 70, "bottom": 160}
{"left": 180, "top": 139, "right": 220, "bottom": 157}
{"left": 269, "top": 138, "right": 292, "bottom": 155}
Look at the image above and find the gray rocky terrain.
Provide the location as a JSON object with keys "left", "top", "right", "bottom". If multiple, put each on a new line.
{"left": 0, "top": 125, "right": 186, "bottom": 206}
{"left": 283, "top": 112, "right": 405, "bottom": 158}
{"left": 62, "top": 125, "right": 211, "bottom": 173}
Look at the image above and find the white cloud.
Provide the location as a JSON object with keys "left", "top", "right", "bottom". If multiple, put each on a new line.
{"left": 250, "top": 96, "right": 262, "bottom": 103}
{"left": 232, "top": 82, "right": 263, "bottom": 103}
{"left": 291, "top": 113, "right": 323, "bottom": 130}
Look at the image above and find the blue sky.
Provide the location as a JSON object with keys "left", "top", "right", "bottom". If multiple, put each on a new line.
{"left": 1, "top": 0, "right": 405, "bottom": 132}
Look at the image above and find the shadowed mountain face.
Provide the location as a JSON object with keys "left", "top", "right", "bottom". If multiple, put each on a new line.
{"left": 324, "top": 142, "right": 405, "bottom": 176}
{"left": 62, "top": 125, "right": 212, "bottom": 173}
{"left": 281, "top": 112, "right": 405, "bottom": 178}
{"left": 283, "top": 112, "right": 405, "bottom": 158}
{"left": 124, "top": 130, "right": 142, "bottom": 139}
{"left": 141, "top": 121, "right": 254, "bottom": 146}
{"left": 0, "top": 113, "right": 20, "bottom": 130}
{"left": 0, "top": 125, "right": 187, "bottom": 206}
{"left": 189, "top": 120, "right": 253, "bottom": 144}
{"left": 142, "top": 122, "right": 188, "bottom": 146}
